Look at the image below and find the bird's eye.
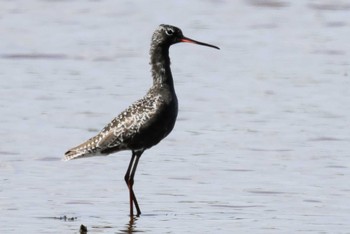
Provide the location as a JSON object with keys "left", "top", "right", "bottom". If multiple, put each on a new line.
{"left": 165, "top": 28, "right": 174, "bottom": 35}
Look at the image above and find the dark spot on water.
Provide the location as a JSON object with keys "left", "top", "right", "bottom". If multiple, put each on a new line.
{"left": 326, "top": 165, "right": 347, "bottom": 169}
{"left": 312, "top": 49, "right": 346, "bottom": 56}
{"left": 36, "top": 157, "right": 60, "bottom": 161}
{"left": 38, "top": 215, "right": 78, "bottom": 221}
{"left": 247, "top": 190, "right": 286, "bottom": 195}
{"left": 63, "top": 216, "right": 77, "bottom": 221}
{"left": 78, "top": 111, "right": 105, "bottom": 117}
{"left": 225, "top": 168, "right": 254, "bottom": 172}
{"left": 0, "top": 151, "right": 20, "bottom": 156}
{"left": 303, "top": 199, "right": 322, "bottom": 203}
{"left": 192, "top": 153, "right": 208, "bottom": 156}
{"left": 90, "top": 225, "right": 116, "bottom": 230}
{"left": 86, "top": 128, "right": 100, "bottom": 133}
{"left": 178, "top": 200, "right": 196, "bottom": 204}
{"left": 308, "top": 3, "right": 350, "bottom": 11}
{"left": 245, "top": 147, "right": 293, "bottom": 152}
{"left": 92, "top": 56, "right": 115, "bottom": 62}
{"left": 325, "top": 21, "right": 347, "bottom": 28}
{"left": 309, "top": 137, "right": 344, "bottom": 142}
{"left": 168, "top": 176, "right": 191, "bottom": 181}
{"left": 80, "top": 224, "right": 88, "bottom": 234}
{"left": 246, "top": 0, "right": 289, "bottom": 8}
{"left": 1, "top": 53, "right": 68, "bottom": 60}
{"left": 65, "top": 200, "right": 94, "bottom": 205}
{"left": 187, "top": 130, "right": 203, "bottom": 136}
{"left": 139, "top": 213, "right": 163, "bottom": 217}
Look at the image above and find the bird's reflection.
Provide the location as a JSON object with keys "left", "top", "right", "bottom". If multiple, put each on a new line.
{"left": 119, "top": 216, "right": 139, "bottom": 234}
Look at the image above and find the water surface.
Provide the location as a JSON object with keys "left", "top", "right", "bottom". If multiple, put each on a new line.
{"left": 1, "top": 1, "right": 349, "bottom": 233}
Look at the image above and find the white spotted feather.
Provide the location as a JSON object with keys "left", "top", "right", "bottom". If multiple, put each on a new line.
{"left": 63, "top": 92, "right": 164, "bottom": 161}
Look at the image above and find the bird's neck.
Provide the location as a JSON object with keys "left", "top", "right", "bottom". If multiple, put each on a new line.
{"left": 150, "top": 45, "right": 175, "bottom": 89}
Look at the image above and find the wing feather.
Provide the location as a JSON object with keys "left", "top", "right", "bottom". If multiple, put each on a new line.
{"left": 63, "top": 93, "right": 163, "bottom": 161}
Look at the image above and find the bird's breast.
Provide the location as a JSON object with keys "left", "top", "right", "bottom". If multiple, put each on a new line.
{"left": 129, "top": 92, "right": 178, "bottom": 150}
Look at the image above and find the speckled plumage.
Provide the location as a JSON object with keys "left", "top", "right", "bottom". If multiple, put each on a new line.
{"left": 64, "top": 88, "right": 176, "bottom": 160}
{"left": 63, "top": 24, "right": 219, "bottom": 217}
{"left": 64, "top": 25, "right": 181, "bottom": 161}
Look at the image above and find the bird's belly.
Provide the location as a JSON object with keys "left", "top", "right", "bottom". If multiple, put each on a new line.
{"left": 129, "top": 101, "right": 178, "bottom": 150}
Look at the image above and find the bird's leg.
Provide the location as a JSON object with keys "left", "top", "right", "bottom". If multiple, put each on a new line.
{"left": 124, "top": 150, "right": 143, "bottom": 217}
{"left": 129, "top": 151, "right": 142, "bottom": 216}
{"left": 124, "top": 152, "right": 136, "bottom": 217}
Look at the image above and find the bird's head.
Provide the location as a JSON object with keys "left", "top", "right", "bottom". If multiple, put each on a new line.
{"left": 151, "top": 24, "right": 220, "bottom": 50}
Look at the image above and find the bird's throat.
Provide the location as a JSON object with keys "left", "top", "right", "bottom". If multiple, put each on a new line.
{"left": 150, "top": 46, "right": 174, "bottom": 88}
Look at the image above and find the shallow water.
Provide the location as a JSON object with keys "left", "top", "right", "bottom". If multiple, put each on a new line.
{"left": 1, "top": 0, "right": 350, "bottom": 233}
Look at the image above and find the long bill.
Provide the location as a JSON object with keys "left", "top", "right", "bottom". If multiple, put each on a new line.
{"left": 180, "top": 37, "right": 220, "bottom": 50}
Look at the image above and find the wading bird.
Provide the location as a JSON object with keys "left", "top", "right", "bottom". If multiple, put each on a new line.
{"left": 63, "top": 24, "right": 219, "bottom": 217}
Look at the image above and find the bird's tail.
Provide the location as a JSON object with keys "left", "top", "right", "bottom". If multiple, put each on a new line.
{"left": 63, "top": 135, "right": 101, "bottom": 161}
